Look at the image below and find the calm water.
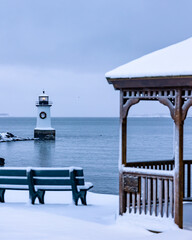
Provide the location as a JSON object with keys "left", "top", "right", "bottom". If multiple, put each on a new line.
{"left": 1, "top": 117, "right": 192, "bottom": 194}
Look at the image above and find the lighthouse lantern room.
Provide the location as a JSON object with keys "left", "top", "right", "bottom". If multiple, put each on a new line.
{"left": 34, "top": 91, "right": 55, "bottom": 140}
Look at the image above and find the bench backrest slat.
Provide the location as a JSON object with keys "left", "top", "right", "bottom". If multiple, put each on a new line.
{"left": 0, "top": 178, "right": 28, "bottom": 185}
{"left": 33, "top": 178, "right": 71, "bottom": 186}
{"left": 32, "top": 169, "right": 70, "bottom": 177}
{"left": 0, "top": 169, "right": 26, "bottom": 177}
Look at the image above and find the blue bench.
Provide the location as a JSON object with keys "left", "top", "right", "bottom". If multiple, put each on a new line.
{"left": 0, "top": 167, "right": 93, "bottom": 205}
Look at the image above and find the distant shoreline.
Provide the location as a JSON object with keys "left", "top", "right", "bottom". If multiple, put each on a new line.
{"left": 0, "top": 116, "right": 174, "bottom": 118}
{"left": 2, "top": 115, "right": 192, "bottom": 118}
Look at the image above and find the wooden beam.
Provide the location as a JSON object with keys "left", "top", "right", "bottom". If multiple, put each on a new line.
{"left": 120, "top": 91, "right": 127, "bottom": 166}
{"left": 106, "top": 75, "right": 192, "bottom": 90}
{"left": 174, "top": 89, "right": 183, "bottom": 228}
{"left": 119, "top": 91, "right": 127, "bottom": 214}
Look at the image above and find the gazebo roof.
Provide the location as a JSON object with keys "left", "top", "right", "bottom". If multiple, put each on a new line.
{"left": 106, "top": 37, "right": 192, "bottom": 89}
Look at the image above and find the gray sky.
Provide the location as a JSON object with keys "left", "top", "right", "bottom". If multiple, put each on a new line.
{"left": 0, "top": 0, "right": 192, "bottom": 117}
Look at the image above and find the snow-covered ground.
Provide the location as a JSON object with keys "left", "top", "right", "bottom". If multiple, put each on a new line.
{"left": 0, "top": 190, "right": 192, "bottom": 240}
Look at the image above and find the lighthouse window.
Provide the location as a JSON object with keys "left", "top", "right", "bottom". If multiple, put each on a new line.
{"left": 39, "top": 96, "right": 48, "bottom": 101}
{"left": 40, "top": 112, "right": 47, "bottom": 119}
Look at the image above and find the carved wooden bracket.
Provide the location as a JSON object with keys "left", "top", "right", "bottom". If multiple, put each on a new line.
{"left": 182, "top": 98, "right": 192, "bottom": 121}
{"left": 158, "top": 97, "right": 175, "bottom": 120}
{"left": 158, "top": 97, "right": 192, "bottom": 122}
{"left": 121, "top": 98, "right": 140, "bottom": 119}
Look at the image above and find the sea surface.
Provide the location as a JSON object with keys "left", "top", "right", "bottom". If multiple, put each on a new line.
{"left": 0, "top": 117, "right": 192, "bottom": 195}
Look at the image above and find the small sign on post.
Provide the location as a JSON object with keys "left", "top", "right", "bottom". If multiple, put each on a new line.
{"left": 123, "top": 174, "right": 140, "bottom": 193}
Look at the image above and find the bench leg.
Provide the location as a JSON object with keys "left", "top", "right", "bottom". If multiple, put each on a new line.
{"left": 37, "top": 190, "right": 45, "bottom": 204}
{"left": 0, "top": 189, "right": 5, "bottom": 203}
{"left": 72, "top": 191, "right": 87, "bottom": 206}
{"left": 72, "top": 194, "right": 78, "bottom": 206}
{"left": 80, "top": 191, "right": 87, "bottom": 205}
{"left": 30, "top": 193, "right": 37, "bottom": 204}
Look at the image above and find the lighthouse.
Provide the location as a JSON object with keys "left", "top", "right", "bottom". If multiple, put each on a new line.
{"left": 34, "top": 91, "right": 55, "bottom": 140}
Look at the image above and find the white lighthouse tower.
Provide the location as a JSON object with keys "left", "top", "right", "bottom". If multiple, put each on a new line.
{"left": 34, "top": 91, "right": 55, "bottom": 140}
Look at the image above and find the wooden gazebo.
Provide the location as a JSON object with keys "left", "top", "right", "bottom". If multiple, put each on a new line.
{"left": 106, "top": 38, "right": 192, "bottom": 228}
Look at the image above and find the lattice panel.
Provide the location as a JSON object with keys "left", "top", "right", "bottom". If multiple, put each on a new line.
{"left": 182, "top": 90, "right": 192, "bottom": 99}
{"left": 123, "top": 90, "right": 176, "bottom": 100}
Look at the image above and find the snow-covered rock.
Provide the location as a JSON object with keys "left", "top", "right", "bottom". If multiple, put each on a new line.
{"left": 0, "top": 132, "right": 35, "bottom": 142}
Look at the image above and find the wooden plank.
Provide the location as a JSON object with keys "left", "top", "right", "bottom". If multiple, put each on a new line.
{"left": 164, "top": 179, "right": 169, "bottom": 217}
{"left": 170, "top": 179, "right": 174, "bottom": 218}
{"left": 132, "top": 193, "right": 136, "bottom": 214}
{"left": 153, "top": 178, "right": 157, "bottom": 216}
{"left": 159, "top": 179, "right": 163, "bottom": 217}
{"left": 163, "top": 164, "right": 165, "bottom": 170}
{"left": 187, "top": 163, "right": 191, "bottom": 198}
{"left": 122, "top": 117, "right": 127, "bottom": 165}
{"left": 106, "top": 76, "right": 192, "bottom": 90}
{"left": 33, "top": 178, "right": 85, "bottom": 186}
{"left": 137, "top": 192, "right": 141, "bottom": 214}
{"left": 127, "top": 193, "right": 131, "bottom": 213}
{"left": 148, "top": 178, "right": 151, "bottom": 215}
{"left": 174, "top": 89, "right": 183, "bottom": 228}
{"left": 32, "top": 169, "right": 70, "bottom": 177}
{"left": 142, "top": 177, "right": 146, "bottom": 214}
{"left": 33, "top": 178, "right": 72, "bottom": 186}
{"left": 122, "top": 171, "right": 173, "bottom": 180}
{"left": 126, "top": 159, "right": 175, "bottom": 168}
{"left": 0, "top": 178, "right": 28, "bottom": 185}
{"left": 0, "top": 169, "right": 26, "bottom": 177}
{"left": 119, "top": 173, "right": 127, "bottom": 214}
{"left": 183, "top": 164, "right": 185, "bottom": 198}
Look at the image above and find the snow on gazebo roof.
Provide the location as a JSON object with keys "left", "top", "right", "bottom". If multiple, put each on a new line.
{"left": 105, "top": 37, "right": 192, "bottom": 79}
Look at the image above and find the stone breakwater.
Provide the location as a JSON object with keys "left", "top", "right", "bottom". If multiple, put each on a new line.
{"left": 0, "top": 132, "right": 35, "bottom": 142}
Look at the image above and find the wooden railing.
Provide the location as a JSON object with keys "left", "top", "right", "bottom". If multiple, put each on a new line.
{"left": 126, "top": 159, "right": 192, "bottom": 201}
{"left": 122, "top": 167, "right": 174, "bottom": 218}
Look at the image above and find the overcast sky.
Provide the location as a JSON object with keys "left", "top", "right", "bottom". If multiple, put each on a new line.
{"left": 0, "top": 0, "right": 192, "bottom": 117}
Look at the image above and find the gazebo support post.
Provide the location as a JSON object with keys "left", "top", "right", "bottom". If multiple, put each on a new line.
{"left": 174, "top": 89, "right": 184, "bottom": 228}
{"left": 119, "top": 90, "right": 140, "bottom": 215}
{"left": 119, "top": 90, "right": 127, "bottom": 214}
